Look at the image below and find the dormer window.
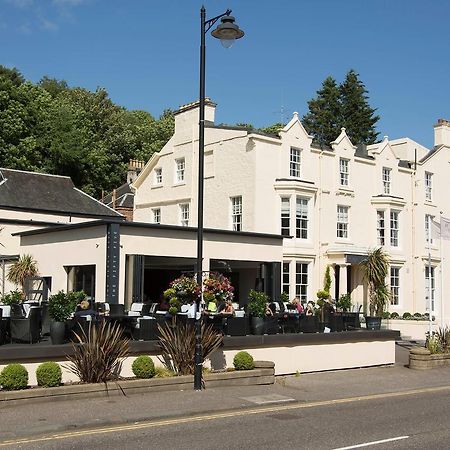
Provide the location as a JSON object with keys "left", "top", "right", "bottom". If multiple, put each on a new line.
{"left": 339, "top": 158, "right": 349, "bottom": 186}
{"left": 382, "top": 167, "right": 391, "bottom": 195}
{"left": 290, "top": 148, "right": 301, "bottom": 178}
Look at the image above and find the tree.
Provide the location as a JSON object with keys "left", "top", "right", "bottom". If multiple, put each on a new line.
{"left": 302, "top": 71, "right": 379, "bottom": 146}
{"left": 38, "top": 76, "right": 68, "bottom": 98}
{"left": 359, "top": 248, "right": 390, "bottom": 317}
{"left": 258, "top": 122, "right": 285, "bottom": 136}
{"left": 302, "top": 76, "right": 341, "bottom": 146}
{"left": 340, "top": 70, "right": 379, "bottom": 144}
{"left": 7, "top": 254, "right": 39, "bottom": 294}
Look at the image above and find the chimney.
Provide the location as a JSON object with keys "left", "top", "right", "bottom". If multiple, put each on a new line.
{"left": 434, "top": 119, "right": 450, "bottom": 147}
{"left": 127, "top": 159, "right": 145, "bottom": 184}
{"left": 174, "top": 98, "right": 216, "bottom": 134}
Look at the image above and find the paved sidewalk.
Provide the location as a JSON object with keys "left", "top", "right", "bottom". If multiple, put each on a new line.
{"left": 1, "top": 343, "right": 448, "bottom": 441}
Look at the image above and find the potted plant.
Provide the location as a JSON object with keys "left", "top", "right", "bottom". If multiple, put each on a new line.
{"left": 48, "top": 291, "right": 78, "bottom": 345}
{"left": 359, "top": 248, "right": 391, "bottom": 330}
{"left": 337, "top": 293, "right": 352, "bottom": 312}
{"left": 247, "top": 289, "right": 268, "bottom": 335}
{"left": 1, "top": 289, "right": 23, "bottom": 306}
{"left": 6, "top": 254, "right": 38, "bottom": 296}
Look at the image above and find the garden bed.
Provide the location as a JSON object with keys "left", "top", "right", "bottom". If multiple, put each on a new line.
{"left": 409, "top": 347, "right": 450, "bottom": 370}
{"left": 0, "top": 361, "right": 274, "bottom": 405}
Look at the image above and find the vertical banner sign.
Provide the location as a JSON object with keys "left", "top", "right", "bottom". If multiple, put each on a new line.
{"left": 106, "top": 223, "right": 120, "bottom": 304}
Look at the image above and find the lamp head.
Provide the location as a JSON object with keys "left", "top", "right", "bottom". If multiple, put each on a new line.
{"left": 211, "top": 15, "right": 244, "bottom": 48}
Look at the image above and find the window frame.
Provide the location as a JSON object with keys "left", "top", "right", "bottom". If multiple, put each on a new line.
{"left": 175, "top": 158, "right": 186, "bottom": 183}
{"left": 425, "top": 265, "right": 436, "bottom": 312}
{"left": 295, "top": 196, "right": 308, "bottom": 239}
{"left": 377, "top": 210, "right": 385, "bottom": 246}
{"left": 154, "top": 167, "right": 163, "bottom": 185}
{"left": 281, "top": 197, "right": 291, "bottom": 237}
{"left": 295, "top": 262, "right": 308, "bottom": 303}
{"left": 390, "top": 267, "right": 400, "bottom": 306}
{"left": 282, "top": 261, "right": 290, "bottom": 296}
{"left": 390, "top": 210, "right": 399, "bottom": 247}
{"left": 339, "top": 158, "right": 349, "bottom": 187}
{"left": 382, "top": 167, "right": 391, "bottom": 195}
{"left": 152, "top": 208, "right": 161, "bottom": 224}
{"left": 425, "top": 172, "right": 433, "bottom": 201}
{"left": 337, "top": 205, "right": 349, "bottom": 239}
{"left": 179, "top": 203, "right": 190, "bottom": 226}
{"left": 289, "top": 147, "right": 301, "bottom": 178}
{"left": 230, "top": 196, "right": 242, "bottom": 231}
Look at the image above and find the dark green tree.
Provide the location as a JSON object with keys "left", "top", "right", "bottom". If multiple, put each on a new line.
{"left": 258, "top": 122, "right": 285, "bottom": 136}
{"left": 302, "top": 76, "right": 341, "bottom": 146}
{"left": 339, "top": 70, "right": 379, "bottom": 144}
{"left": 38, "top": 76, "right": 69, "bottom": 98}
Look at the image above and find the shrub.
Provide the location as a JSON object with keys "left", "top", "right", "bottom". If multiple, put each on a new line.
{"left": 337, "top": 293, "right": 352, "bottom": 312}
{"left": 36, "top": 362, "right": 62, "bottom": 387}
{"left": 436, "top": 327, "right": 450, "bottom": 353}
{"left": 0, "top": 364, "right": 28, "bottom": 390}
{"left": 390, "top": 312, "right": 400, "bottom": 319}
{"left": 413, "top": 312, "right": 422, "bottom": 318}
{"left": 247, "top": 290, "right": 269, "bottom": 318}
{"left": 154, "top": 366, "right": 175, "bottom": 378}
{"left": 427, "top": 335, "right": 441, "bottom": 354}
{"left": 280, "top": 291, "right": 289, "bottom": 303}
{"left": 233, "top": 351, "right": 254, "bottom": 370}
{"left": 65, "top": 321, "right": 129, "bottom": 383}
{"left": 1, "top": 289, "right": 23, "bottom": 305}
{"left": 402, "top": 312, "right": 412, "bottom": 320}
{"left": 132, "top": 356, "right": 156, "bottom": 379}
{"left": 157, "top": 322, "right": 223, "bottom": 375}
{"left": 382, "top": 311, "right": 390, "bottom": 319}
{"left": 48, "top": 291, "right": 78, "bottom": 322}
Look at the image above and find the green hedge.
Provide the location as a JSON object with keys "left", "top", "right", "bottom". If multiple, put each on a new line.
{"left": 233, "top": 351, "right": 254, "bottom": 370}
{"left": 132, "top": 356, "right": 156, "bottom": 379}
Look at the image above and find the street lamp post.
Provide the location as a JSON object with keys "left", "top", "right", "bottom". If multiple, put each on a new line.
{"left": 194, "top": 7, "right": 244, "bottom": 391}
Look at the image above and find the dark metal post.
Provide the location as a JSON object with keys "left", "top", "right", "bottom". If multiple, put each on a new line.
{"left": 194, "top": 5, "right": 206, "bottom": 391}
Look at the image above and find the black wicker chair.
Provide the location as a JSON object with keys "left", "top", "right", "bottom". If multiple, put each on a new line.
{"left": 10, "top": 307, "right": 41, "bottom": 344}
{"left": 40, "top": 302, "right": 51, "bottom": 336}
{"left": 10, "top": 303, "right": 25, "bottom": 319}
{"left": 109, "top": 304, "right": 125, "bottom": 315}
{"left": 132, "top": 317, "right": 157, "bottom": 341}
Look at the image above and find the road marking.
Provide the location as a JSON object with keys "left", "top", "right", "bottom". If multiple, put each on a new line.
{"left": 0, "top": 385, "right": 449, "bottom": 447}
{"left": 241, "top": 394, "right": 296, "bottom": 404}
{"left": 333, "top": 435, "right": 409, "bottom": 449}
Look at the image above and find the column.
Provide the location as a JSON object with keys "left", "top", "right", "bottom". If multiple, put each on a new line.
{"left": 338, "top": 263, "right": 349, "bottom": 299}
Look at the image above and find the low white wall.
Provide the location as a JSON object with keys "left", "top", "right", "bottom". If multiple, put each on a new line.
{"left": 1, "top": 340, "right": 396, "bottom": 385}
{"left": 382, "top": 319, "right": 437, "bottom": 341}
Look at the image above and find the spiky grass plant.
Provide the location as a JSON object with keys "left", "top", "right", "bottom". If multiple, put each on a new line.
{"left": 7, "top": 254, "right": 38, "bottom": 293}
{"left": 436, "top": 326, "right": 450, "bottom": 353}
{"left": 65, "top": 321, "right": 129, "bottom": 384}
{"left": 157, "top": 321, "right": 223, "bottom": 376}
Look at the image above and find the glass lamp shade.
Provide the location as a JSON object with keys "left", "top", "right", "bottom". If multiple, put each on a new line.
{"left": 211, "top": 15, "right": 244, "bottom": 47}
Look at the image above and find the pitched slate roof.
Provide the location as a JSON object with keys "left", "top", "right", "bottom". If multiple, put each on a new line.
{"left": 0, "top": 168, "right": 122, "bottom": 218}
{"left": 101, "top": 183, "right": 134, "bottom": 209}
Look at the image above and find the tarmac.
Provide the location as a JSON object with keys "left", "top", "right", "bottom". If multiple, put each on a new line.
{"left": 1, "top": 341, "right": 449, "bottom": 442}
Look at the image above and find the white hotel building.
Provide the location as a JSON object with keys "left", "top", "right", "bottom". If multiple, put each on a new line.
{"left": 132, "top": 100, "right": 450, "bottom": 323}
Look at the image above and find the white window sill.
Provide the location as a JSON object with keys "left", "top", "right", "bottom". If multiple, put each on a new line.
{"left": 173, "top": 181, "right": 186, "bottom": 187}
{"left": 338, "top": 186, "right": 353, "bottom": 193}
{"left": 151, "top": 184, "right": 163, "bottom": 189}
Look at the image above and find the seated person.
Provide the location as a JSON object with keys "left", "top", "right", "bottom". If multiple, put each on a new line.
{"left": 158, "top": 298, "right": 170, "bottom": 312}
{"left": 265, "top": 304, "right": 273, "bottom": 317}
{"left": 291, "top": 296, "right": 304, "bottom": 314}
{"left": 219, "top": 299, "right": 235, "bottom": 316}
{"left": 74, "top": 300, "right": 98, "bottom": 319}
{"left": 268, "top": 302, "right": 277, "bottom": 315}
{"left": 305, "top": 301, "right": 315, "bottom": 316}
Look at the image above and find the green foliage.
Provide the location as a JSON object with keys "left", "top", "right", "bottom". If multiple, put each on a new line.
{"left": 302, "top": 70, "right": 379, "bottom": 146}
{"left": 316, "top": 290, "right": 330, "bottom": 301}
{"left": 6, "top": 254, "right": 38, "bottom": 292}
{"left": 157, "top": 322, "right": 223, "bottom": 375}
{"left": 36, "top": 362, "right": 62, "bottom": 387}
{"left": 0, "top": 364, "right": 28, "bottom": 390}
{"left": 382, "top": 311, "right": 390, "bottom": 319}
{"left": 1, "top": 289, "right": 23, "bottom": 305}
{"left": 426, "top": 335, "right": 441, "bottom": 354}
{"left": 258, "top": 122, "right": 285, "bottom": 136}
{"left": 0, "top": 66, "right": 174, "bottom": 198}
{"left": 390, "top": 312, "right": 400, "bottom": 319}
{"left": 360, "top": 248, "right": 390, "bottom": 317}
{"left": 337, "top": 293, "right": 352, "bottom": 312}
{"left": 247, "top": 290, "right": 269, "bottom": 318}
{"left": 65, "top": 321, "right": 130, "bottom": 383}
{"left": 303, "top": 76, "right": 341, "bottom": 146}
{"left": 323, "top": 266, "right": 332, "bottom": 292}
{"left": 48, "top": 291, "right": 78, "bottom": 322}
{"left": 233, "top": 351, "right": 254, "bottom": 371}
{"left": 339, "top": 70, "right": 379, "bottom": 145}
{"left": 154, "top": 366, "right": 175, "bottom": 378}
{"left": 436, "top": 327, "right": 450, "bottom": 353}
{"left": 280, "top": 291, "right": 290, "bottom": 303}
{"left": 132, "top": 356, "right": 156, "bottom": 379}
{"left": 402, "top": 312, "right": 412, "bottom": 320}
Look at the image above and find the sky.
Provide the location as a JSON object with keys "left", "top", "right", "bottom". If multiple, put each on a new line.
{"left": 1, "top": 0, "right": 449, "bottom": 148}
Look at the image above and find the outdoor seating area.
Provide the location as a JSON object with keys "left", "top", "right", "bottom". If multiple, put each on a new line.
{"left": 0, "top": 297, "right": 365, "bottom": 347}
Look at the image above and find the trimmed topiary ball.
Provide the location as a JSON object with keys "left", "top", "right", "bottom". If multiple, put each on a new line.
{"left": 36, "top": 362, "right": 62, "bottom": 388}
{"left": 233, "top": 351, "right": 255, "bottom": 370}
{"left": 132, "top": 356, "right": 156, "bottom": 379}
{"left": 0, "top": 364, "right": 28, "bottom": 390}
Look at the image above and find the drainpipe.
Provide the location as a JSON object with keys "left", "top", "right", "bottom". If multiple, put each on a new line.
{"left": 411, "top": 150, "right": 417, "bottom": 314}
